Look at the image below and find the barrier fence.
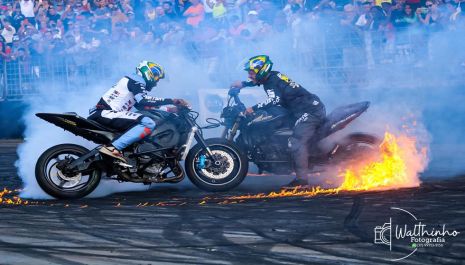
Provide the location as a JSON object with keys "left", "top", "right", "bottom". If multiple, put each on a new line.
{"left": 1, "top": 29, "right": 464, "bottom": 101}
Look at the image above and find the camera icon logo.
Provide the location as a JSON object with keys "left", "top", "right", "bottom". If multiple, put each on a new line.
{"left": 374, "top": 218, "right": 392, "bottom": 250}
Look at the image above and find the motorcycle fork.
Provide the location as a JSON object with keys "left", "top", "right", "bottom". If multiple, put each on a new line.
{"left": 194, "top": 131, "right": 214, "bottom": 159}
{"left": 181, "top": 119, "right": 214, "bottom": 161}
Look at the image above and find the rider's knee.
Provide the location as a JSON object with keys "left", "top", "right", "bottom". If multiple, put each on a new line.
{"left": 140, "top": 117, "right": 156, "bottom": 131}
{"left": 288, "top": 137, "right": 301, "bottom": 153}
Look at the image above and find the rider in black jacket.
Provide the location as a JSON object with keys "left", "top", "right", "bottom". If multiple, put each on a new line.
{"left": 231, "top": 55, "right": 326, "bottom": 187}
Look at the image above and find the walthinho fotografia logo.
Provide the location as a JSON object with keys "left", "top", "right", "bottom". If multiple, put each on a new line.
{"left": 373, "top": 207, "right": 460, "bottom": 261}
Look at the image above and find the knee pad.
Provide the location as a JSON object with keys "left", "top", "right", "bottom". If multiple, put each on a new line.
{"left": 140, "top": 117, "right": 156, "bottom": 131}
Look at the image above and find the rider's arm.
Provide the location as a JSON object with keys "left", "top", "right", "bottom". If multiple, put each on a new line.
{"left": 251, "top": 86, "right": 283, "bottom": 111}
{"left": 136, "top": 94, "right": 175, "bottom": 107}
{"left": 128, "top": 78, "right": 174, "bottom": 108}
{"left": 251, "top": 74, "right": 294, "bottom": 111}
{"left": 241, "top": 80, "right": 256, "bottom": 87}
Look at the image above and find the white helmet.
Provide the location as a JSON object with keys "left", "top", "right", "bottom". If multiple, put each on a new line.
{"left": 136, "top": 60, "right": 165, "bottom": 88}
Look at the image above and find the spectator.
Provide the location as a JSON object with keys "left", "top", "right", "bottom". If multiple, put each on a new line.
{"left": 47, "top": 5, "right": 62, "bottom": 22}
{"left": 19, "top": 0, "right": 37, "bottom": 25}
{"left": 55, "top": 2, "right": 66, "bottom": 15}
{"left": 183, "top": 0, "right": 205, "bottom": 28}
{"left": 241, "top": 10, "right": 270, "bottom": 41}
{"left": 120, "top": 0, "right": 134, "bottom": 14}
{"left": 11, "top": 8, "right": 26, "bottom": 31}
{"left": 155, "top": 5, "right": 169, "bottom": 24}
{"left": 418, "top": 0, "right": 444, "bottom": 31}
{"left": 0, "top": 35, "right": 11, "bottom": 61}
{"left": 143, "top": 1, "right": 157, "bottom": 22}
{"left": 125, "top": 10, "right": 137, "bottom": 28}
{"left": 202, "top": 0, "right": 214, "bottom": 20}
{"left": 175, "top": 0, "right": 191, "bottom": 16}
{"left": 206, "top": 0, "right": 227, "bottom": 21}
{"left": 228, "top": 14, "right": 245, "bottom": 36}
{"left": 110, "top": 6, "right": 128, "bottom": 32}
{"left": 393, "top": 3, "right": 418, "bottom": 28}
{"left": 1, "top": 18, "right": 16, "bottom": 44}
{"left": 80, "top": 0, "right": 92, "bottom": 13}
{"left": 355, "top": 1, "right": 374, "bottom": 30}
{"left": 92, "top": 0, "right": 112, "bottom": 30}
{"left": 163, "top": 1, "right": 180, "bottom": 21}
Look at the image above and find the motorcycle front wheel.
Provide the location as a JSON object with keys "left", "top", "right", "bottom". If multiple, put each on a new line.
{"left": 185, "top": 138, "right": 248, "bottom": 192}
{"left": 35, "top": 144, "right": 101, "bottom": 199}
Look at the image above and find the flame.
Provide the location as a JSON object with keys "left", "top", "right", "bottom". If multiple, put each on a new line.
{"left": 338, "top": 132, "right": 425, "bottom": 191}
{"left": 221, "top": 131, "right": 427, "bottom": 202}
{"left": 0, "top": 188, "right": 30, "bottom": 205}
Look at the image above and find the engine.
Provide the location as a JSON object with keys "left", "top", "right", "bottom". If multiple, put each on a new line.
{"left": 250, "top": 136, "right": 292, "bottom": 174}
{"left": 134, "top": 142, "right": 167, "bottom": 181}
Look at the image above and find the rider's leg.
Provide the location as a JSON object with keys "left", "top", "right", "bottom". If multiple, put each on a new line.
{"left": 112, "top": 116, "right": 156, "bottom": 150}
{"left": 286, "top": 109, "right": 325, "bottom": 187}
{"left": 289, "top": 116, "right": 319, "bottom": 183}
{"left": 89, "top": 110, "right": 156, "bottom": 160}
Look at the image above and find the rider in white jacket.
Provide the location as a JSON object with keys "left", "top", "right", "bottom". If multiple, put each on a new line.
{"left": 88, "top": 60, "right": 188, "bottom": 165}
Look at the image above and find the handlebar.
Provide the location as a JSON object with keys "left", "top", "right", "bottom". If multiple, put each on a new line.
{"left": 228, "top": 87, "right": 246, "bottom": 111}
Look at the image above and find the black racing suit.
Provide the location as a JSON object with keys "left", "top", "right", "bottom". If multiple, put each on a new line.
{"left": 243, "top": 71, "right": 326, "bottom": 179}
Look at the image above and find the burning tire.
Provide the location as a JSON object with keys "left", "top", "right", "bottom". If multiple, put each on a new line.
{"left": 333, "top": 133, "right": 381, "bottom": 164}
{"left": 35, "top": 144, "right": 101, "bottom": 199}
{"left": 185, "top": 138, "right": 248, "bottom": 192}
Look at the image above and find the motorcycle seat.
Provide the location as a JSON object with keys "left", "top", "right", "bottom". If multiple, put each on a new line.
{"left": 85, "top": 118, "right": 120, "bottom": 133}
{"left": 63, "top": 112, "right": 119, "bottom": 132}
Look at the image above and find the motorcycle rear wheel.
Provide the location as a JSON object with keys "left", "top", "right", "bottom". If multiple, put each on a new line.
{"left": 186, "top": 138, "right": 248, "bottom": 192}
{"left": 333, "top": 133, "right": 381, "bottom": 164}
{"left": 35, "top": 144, "right": 101, "bottom": 199}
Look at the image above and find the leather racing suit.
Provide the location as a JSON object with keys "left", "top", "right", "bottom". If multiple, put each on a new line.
{"left": 243, "top": 71, "right": 326, "bottom": 179}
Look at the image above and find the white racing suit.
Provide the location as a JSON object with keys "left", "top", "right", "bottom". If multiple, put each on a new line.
{"left": 88, "top": 75, "right": 174, "bottom": 151}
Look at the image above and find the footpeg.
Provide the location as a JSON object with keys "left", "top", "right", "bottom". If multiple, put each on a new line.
{"left": 115, "top": 160, "right": 134, "bottom": 168}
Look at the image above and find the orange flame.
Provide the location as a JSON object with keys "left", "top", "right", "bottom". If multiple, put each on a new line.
{"left": 338, "top": 132, "right": 425, "bottom": 191}
{"left": 0, "top": 188, "right": 30, "bottom": 205}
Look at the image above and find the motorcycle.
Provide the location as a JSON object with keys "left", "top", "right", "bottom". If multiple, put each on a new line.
{"left": 218, "top": 89, "right": 380, "bottom": 177}
{"left": 35, "top": 106, "right": 248, "bottom": 199}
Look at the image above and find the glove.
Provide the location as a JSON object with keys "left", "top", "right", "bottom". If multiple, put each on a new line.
{"left": 245, "top": 107, "right": 254, "bottom": 115}
{"left": 166, "top": 106, "right": 178, "bottom": 113}
{"left": 228, "top": 87, "right": 241, "bottom": 96}
{"left": 230, "top": 80, "right": 243, "bottom": 89}
{"left": 173, "top": 98, "right": 190, "bottom": 107}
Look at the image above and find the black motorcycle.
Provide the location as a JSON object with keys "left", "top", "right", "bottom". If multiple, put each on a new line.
{"left": 218, "top": 89, "right": 380, "bottom": 176}
{"left": 35, "top": 106, "right": 248, "bottom": 199}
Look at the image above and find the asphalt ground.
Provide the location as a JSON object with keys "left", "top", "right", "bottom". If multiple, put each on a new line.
{"left": 0, "top": 140, "right": 464, "bottom": 265}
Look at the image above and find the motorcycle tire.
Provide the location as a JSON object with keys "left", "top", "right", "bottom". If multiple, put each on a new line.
{"left": 335, "top": 133, "right": 381, "bottom": 163}
{"left": 35, "top": 144, "right": 101, "bottom": 199}
{"left": 185, "top": 138, "right": 248, "bottom": 192}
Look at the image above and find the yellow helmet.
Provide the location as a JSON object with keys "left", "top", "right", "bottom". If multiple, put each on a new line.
{"left": 243, "top": 55, "right": 273, "bottom": 81}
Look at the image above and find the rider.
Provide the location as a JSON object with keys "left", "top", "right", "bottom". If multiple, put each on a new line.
{"left": 231, "top": 55, "right": 326, "bottom": 187}
{"left": 88, "top": 60, "right": 188, "bottom": 165}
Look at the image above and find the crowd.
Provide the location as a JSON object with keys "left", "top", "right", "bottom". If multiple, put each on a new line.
{"left": 0, "top": 0, "right": 464, "bottom": 92}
